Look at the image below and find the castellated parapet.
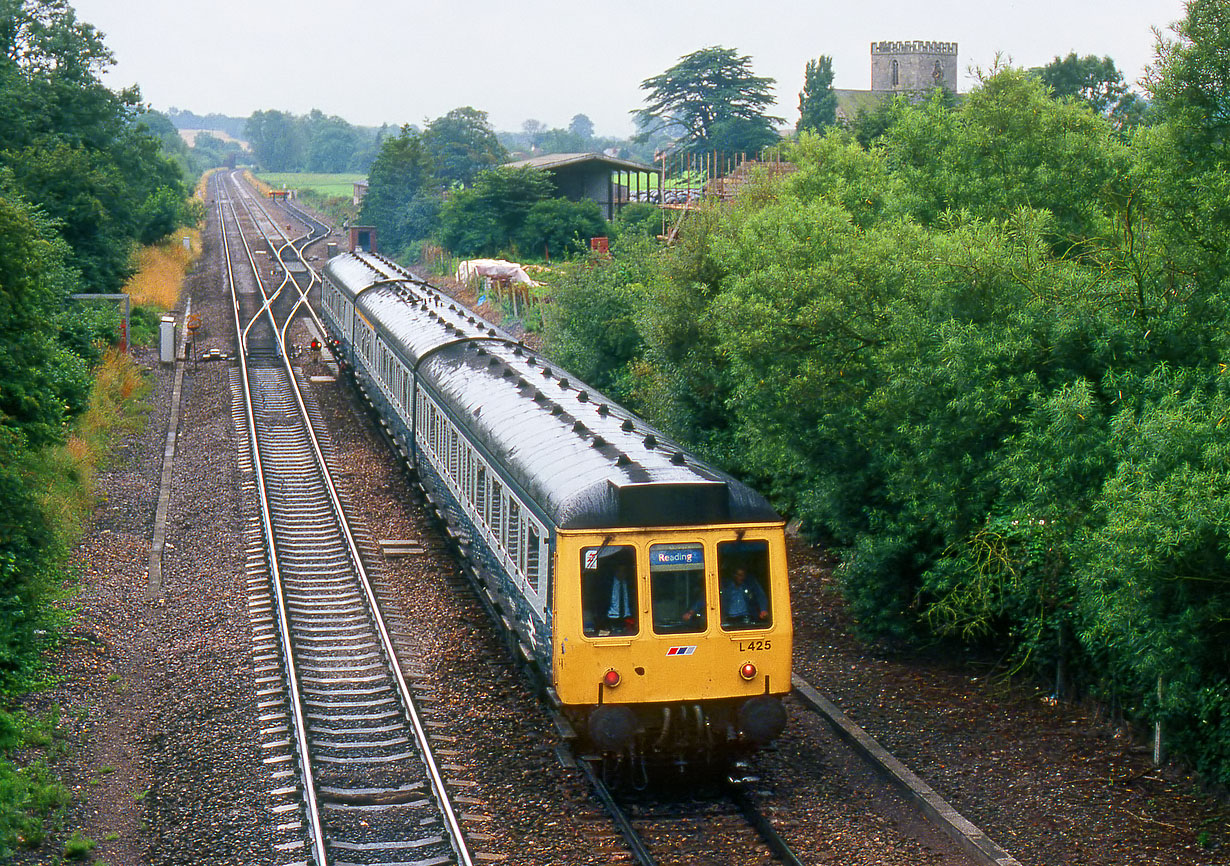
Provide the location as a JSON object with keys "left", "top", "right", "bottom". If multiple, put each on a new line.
{"left": 871, "top": 40, "right": 958, "bottom": 93}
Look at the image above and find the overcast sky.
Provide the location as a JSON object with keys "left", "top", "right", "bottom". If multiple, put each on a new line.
{"left": 70, "top": 0, "right": 1189, "bottom": 138}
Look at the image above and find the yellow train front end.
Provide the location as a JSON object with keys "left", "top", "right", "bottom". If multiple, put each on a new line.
{"left": 552, "top": 523, "right": 791, "bottom": 759}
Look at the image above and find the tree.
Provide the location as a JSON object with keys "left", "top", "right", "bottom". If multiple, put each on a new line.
{"left": 1142, "top": 0, "right": 1230, "bottom": 289}
{"left": 245, "top": 109, "right": 304, "bottom": 171}
{"left": 880, "top": 70, "right": 1129, "bottom": 243}
{"left": 0, "top": 187, "right": 97, "bottom": 673}
{"left": 569, "top": 113, "right": 595, "bottom": 142}
{"left": 635, "top": 46, "right": 782, "bottom": 155}
{"left": 1037, "top": 53, "right": 1128, "bottom": 114}
{"left": 797, "top": 55, "right": 837, "bottom": 133}
{"left": 0, "top": 0, "right": 191, "bottom": 697}
{"left": 305, "top": 110, "right": 361, "bottom": 172}
{"left": 537, "top": 127, "right": 588, "bottom": 154}
{"left": 436, "top": 166, "right": 555, "bottom": 257}
{"left": 521, "top": 118, "right": 546, "bottom": 151}
{"left": 1035, "top": 52, "right": 1145, "bottom": 128}
{"left": 1147, "top": 0, "right": 1230, "bottom": 165}
{"left": 708, "top": 117, "right": 780, "bottom": 156}
{"left": 422, "top": 106, "right": 507, "bottom": 186}
{"left": 359, "top": 125, "right": 436, "bottom": 250}
{"left": 0, "top": 0, "right": 187, "bottom": 292}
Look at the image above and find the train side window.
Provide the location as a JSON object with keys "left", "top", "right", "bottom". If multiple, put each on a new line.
{"left": 581, "top": 545, "right": 638, "bottom": 637}
{"left": 507, "top": 500, "right": 521, "bottom": 568}
{"left": 717, "top": 540, "right": 772, "bottom": 630}
{"left": 527, "top": 524, "right": 541, "bottom": 592}
{"left": 490, "top": 482, "right": 503, "bottom": 546}
{"left": 517, "top": 516, "right": 528, "bottom": 577}
{"left": 648, "top": 543, "right": 706, "bottom": 634}
{"left": 475, "top": 464, "right": 488, "bottom": 525}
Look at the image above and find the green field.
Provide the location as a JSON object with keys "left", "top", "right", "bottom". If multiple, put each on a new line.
{"left": 256, "top": 172, "right": 366, "bottom": 198}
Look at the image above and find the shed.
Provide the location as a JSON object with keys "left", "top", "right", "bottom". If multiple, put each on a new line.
{"left": 503, "top": 152, "right": 661, "bottom": 220}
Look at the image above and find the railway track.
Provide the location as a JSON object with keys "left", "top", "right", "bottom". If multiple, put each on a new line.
{"left": 210, "top": 172, "right": 1006, "bottom": 865}
{"left": 215, "top": 171, "right": 473, "bottom": 866}
{"left": 567, "top": 749, "right": 803, "bottom": 866}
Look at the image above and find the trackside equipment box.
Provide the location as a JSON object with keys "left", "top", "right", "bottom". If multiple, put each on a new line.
{"left": 159, "top": 315, "right": 177, "bottom": 363}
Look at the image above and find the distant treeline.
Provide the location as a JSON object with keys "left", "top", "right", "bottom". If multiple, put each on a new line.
{"left": 166, "top": 107, "right": 249, "bottom": 140}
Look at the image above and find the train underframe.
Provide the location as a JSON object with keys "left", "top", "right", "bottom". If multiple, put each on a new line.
{"left": 571, "top": 692, "right": 787, "bottom": 777}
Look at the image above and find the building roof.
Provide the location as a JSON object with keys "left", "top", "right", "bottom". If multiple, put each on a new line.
{"left": 504, "top": 152, "right": 659, "bottom": 174}
{"left": 834, "top": 89, "right": 892, "bottom": 120}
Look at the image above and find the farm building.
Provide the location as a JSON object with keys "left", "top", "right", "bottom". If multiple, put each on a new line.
{"left": 503, "top": 152, "right": 660, "bottom": 220}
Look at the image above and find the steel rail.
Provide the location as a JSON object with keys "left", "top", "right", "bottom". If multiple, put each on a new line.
{"left": 575, "top": 758, "right": 658, "bottom": 866}
{"left": 230, "top": 171, "right": 333, "bottom": 344}
{"left": 225, "top": 171, "right": 474, "bottom": 866}
{"left": 217, "top": 178, "right": 329, "bottom": 866}
{"left": 727, "top": 781, "right": 806, "bottom": 866}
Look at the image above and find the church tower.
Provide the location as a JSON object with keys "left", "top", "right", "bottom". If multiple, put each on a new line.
{"left": 871, "top": 40, "right": 958, "bottom": 93}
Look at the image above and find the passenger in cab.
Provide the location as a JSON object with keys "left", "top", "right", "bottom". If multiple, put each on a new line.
{"left": 604, "top": 565, "right": 638, "bottom": 635}
{"left": 719, "top": 566, "right": 769, "bottom": 628}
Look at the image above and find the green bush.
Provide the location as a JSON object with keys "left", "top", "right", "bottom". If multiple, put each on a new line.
{"left": 436, "top": 167, "right": 555, "bottom": 258}
{"left": 63, "top": 829, "right": 95, "bottom": 859}
{"left": 127, "top": 305, "right": 163, "bottom": 347}
{"left": 612, "top": 202, "right": 664, "bottom": 241}
{"left": 517, "top": 198, "right": 606, "bottom": 260}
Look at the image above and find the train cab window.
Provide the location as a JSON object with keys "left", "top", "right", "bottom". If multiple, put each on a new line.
{"left": 648, "top": 543, "right": 706, "bottom": 634}
{"left": 717, "top": 540, "right": 772, "bottom": 630}
{"left": 581, "top": 545, "right": 638, "bottom": 637}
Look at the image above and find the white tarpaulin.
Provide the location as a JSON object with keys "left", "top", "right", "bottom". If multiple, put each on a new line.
{"left": 456, "top": 258, "right": 536, "bottom": 285}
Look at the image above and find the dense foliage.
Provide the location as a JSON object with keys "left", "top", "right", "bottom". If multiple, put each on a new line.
{"left": 421, "top": 106, "right": 508, "bottom": 187}
{"left": 0, "top": 0, "right": 189, "bottom": 684}
{"left": 357, "top": 125, "right": 436, "bottom": 252}
{"left": 541, "top": 7, "right": 1230, "bottom": 784}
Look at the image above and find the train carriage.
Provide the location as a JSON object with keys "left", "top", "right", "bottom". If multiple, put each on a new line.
{"left": 320, "top": 250, "right": 792, "bottom": 760}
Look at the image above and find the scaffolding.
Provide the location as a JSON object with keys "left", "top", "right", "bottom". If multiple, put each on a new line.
{"left": 648, "top": 148, "right": 794, "bottom": 241}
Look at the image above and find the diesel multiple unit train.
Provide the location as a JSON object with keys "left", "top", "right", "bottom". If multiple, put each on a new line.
{"left": 319, "top": 249, "right": 792, "bottom": 761}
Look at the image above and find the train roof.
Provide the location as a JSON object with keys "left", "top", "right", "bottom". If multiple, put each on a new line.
{"left": 323, "top": 251, "right": 780, "bottom": 531}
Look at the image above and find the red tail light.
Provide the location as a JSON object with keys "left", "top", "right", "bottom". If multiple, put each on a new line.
{"left": 740, "top": 663, "right": 757, "bottom": 681}
{"left": 602, "top": 669, "right": 622, "bottom": 688}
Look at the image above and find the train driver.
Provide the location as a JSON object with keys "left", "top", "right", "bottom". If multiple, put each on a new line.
{"left": 718, "top": 566, "right": 770, "bottom": 628}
